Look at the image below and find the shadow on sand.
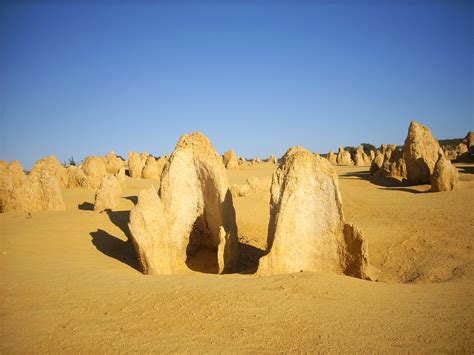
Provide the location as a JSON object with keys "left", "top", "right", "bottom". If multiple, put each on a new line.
{"left": 78, "top": 202, "right": 94, "bottom": 210}
{"left": 340, "top": 171, "right": 428, "bottom": 194}
{"left": 89, "top": 229, "right": 140, "bottom": 272}
{"left": 236, "top": 243, "right": 266, "bottom": 274}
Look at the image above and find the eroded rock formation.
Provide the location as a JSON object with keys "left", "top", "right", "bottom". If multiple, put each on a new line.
{"left": 354, "top": 145, "right": 372, "bottom": 167}
{"left": 336, "top": 147, "right": 353, "bottom": 166}
{"left": 223, "top": 150, "right": 239, "bottom": 170}
{"left": 81, "top": 156, "right": 107, "bottom": 189}
{"left": 128, "top": 152, "right": 148, "bottom": 178}
{"left": 0, "top": 162, "right": 65, "bottom": 213}
{"left": 129, "top": 132, "right": 239, "bottom": 275}
{"left": 94, "top": 175, "right": 122, "bottom": 211}
{"left": 258, "top": 147, "right": 370, "bottom": 279}
{"left": 431, "top": 155, "right": 458, "bottom": 192}
{"left": 403, "top": 121, "right": 443, "bottom": 185}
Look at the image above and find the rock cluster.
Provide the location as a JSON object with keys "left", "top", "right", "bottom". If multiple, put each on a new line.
{"left": 336, "top": 147, "right": 353, "bottom": 165}
{"left": 230, "top": 176, "right": 272, "bottom": 197}
{"left": 0, "top": 160, "right": 65, "bottom": 213}
{"left": 129, "top": 132, "right": 239, "bottom": 275}
{"left": 354, "top": 146, "right": 372, "bottom": 166}
{"left": 128, "top": 152, "right": 149, "bottom": 178}
{"left": 257, "top": 147, "right": 370, "bottom": 278}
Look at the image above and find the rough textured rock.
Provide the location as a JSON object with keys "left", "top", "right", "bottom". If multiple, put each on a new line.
{"left": 94, "top": 175, "right": 122, "bottom": 211}
{"left": 230, "top": 176, "right": 272, "bottom": 197}
{"left": 129, "top": 132, "right": 239, "bottom": 275}
{"left": 105, "top": 151, "right": 123, "bottom": 175}
{"left": 142, "top": 156, "right": 161, "bottom": 179}
{"left": 369, "top": 150, "right": 375, "bottom": 160}
{"left": 336, "top": 147, "right": 353, "bottom": 166}
{"left": 431, "top": 155, "right": 458, "bottom": 192}
{"left": 115, "top": 166, "right": 126, "bottom": 187}
{"left": 267, "top": 155, "right": 278, "bottom": 164}
{"left": 128, "top": 152, "right": 149, "bottom": 178}
{"left": 327, "top": 151, "right": 337, "bottom": 165}
{"left": 30, "top": 155, "right": 67, "bottom": 187}
{"left": 81, "top": 156, "right": 107, "bottom": 189}
{"left": 403, "top": 121, "right": 443, "bottom": 185}
{"left": 258, "top": 147, "right": 370, "bottom": 279}
{"left": 0, "top": 169, "right": 65, "bottom": 213}
{"left": 466, "top": 131, "right": 474, "bottom": 148}
{"left": 223, "top": 150, "right": 239, "bottom": 170}
{"left": 370, "top": 151, "right": 384, "bottom": 175}
{"left": 66, "top": 166, "right": 89, "bottom": 188}
{"left": 0, "top": 160, "right": 26, "bottom": 188}
{"left": 457, "top": 143, "right": 468, "bottom": 155}
{"left": 373, "top": 149, "right": 407, "bottom": 180}
{"left": 354, "top": 145, "right": 372, "bottom": 166}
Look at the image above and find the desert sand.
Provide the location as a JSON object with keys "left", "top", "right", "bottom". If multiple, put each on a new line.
{"left": 1, "top": 159, "right": 473, "bottom": 353}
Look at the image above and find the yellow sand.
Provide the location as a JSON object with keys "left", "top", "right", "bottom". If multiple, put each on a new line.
{"left": 1, "top": 163, "right": 473, "bottom": 352}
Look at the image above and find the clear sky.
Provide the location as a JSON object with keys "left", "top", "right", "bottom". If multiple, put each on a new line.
{"left": 0, "top": 0, "right": 472, "bottom": 168}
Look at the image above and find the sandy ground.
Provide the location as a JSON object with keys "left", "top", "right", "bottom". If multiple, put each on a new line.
{"left": 1, "top": 162, "right": 473, "bottom": 352}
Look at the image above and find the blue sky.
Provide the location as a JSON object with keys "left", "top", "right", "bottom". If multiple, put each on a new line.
{"left": 0, "top": 0, "right": 472, "bottom": 168}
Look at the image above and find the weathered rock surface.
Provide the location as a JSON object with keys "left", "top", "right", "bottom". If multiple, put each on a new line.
{"left": 30, "top": 155, "right": 67, "bottom": 187}
{"left": 258, "top": 147, "right": 370, "bottom": 279}
{"left": 81, "top": 156, "right": 107, "bottom": 189}
{"left": 128, "top": 152, "right": 148, "bottom": 178}
{"left": 370, "top": 151, "right": 384, "bottom": 175}
{"left": 431, "top": 155, "right": 458, "bottom": 192}
{"left": 327, "top": 151, "right": 337, "bottom": 165}
{"left": 66, "top": 166, "right": 89, "bottom": 188}
{"left": 94, "top": 175, "right": 122, "bottom": 211}
{"left": 403, "top": 121, "right": 443, "bottom": 185}
{"left": 336, "top": 147, "right": 353, "bottom": 165}
{"left": 142, "top": 156, "right": 161, "bottom": 179}
{"left": 354, "top": 145, "right": 372, "bottom": 166}
{"left": 223, "top": 150, "right": 239, "bottom": 170}
{"left": 0, "top": 167, "right": 65, "bottom": 213}
{"left": 129, "top": 132, "right": 239, "bottom": 275}
{"left": 105, "top": 151, "right": 123, "bottom": 175}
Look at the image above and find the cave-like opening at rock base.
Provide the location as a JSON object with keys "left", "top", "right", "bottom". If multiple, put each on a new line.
{"left": 185, "top": 214, "right": 219, "bottom": 274}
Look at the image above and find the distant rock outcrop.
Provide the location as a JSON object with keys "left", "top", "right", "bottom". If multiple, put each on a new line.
{"left": 257, "top": 147, "right": 370, "bottom": 279}
{"left": 223, "top": 150, "right": 239, "bottom": 170}
{"left": 81, "top": 156, "right": 107, "bottom": 189}
{"left": 354, "top": 145, "right": 372, "bottom": 166}
{"left": 30, "top": 155, "right": 67, "bottom": 187}
{"left": 230, "top": 176, "right": 272, "bottom": 197}
{"left": 142, "top": 156, "right": 161, "bottom": 179}
{"left": 327, "top": 151, "right": 337, "bottom": 165}
{"left": 94, "top": 175, "right": 122, "bottom": 211}
{"left": 129, "top": 132, "right": 239, "bottom": 275}
{"left": 431, "top": 155, "right": 458, "bottom": 192}
{"left": 66, "top": 166, "right": 89, "bottom": 188}
{"left": 105, "top": 151, "right": 123, "bottom": 175}
{"left": 336, "top": 147, "right": 353, "bottom": 166}
{"left": 0, "top": 162, "right": 65, "bottom": 213}
{"left": 128, "top": 152, "right": 148, "bottom": 178}
{"left": 403, "top": 121, "right": 443, "bottom": 185}
{"left": 267, "top": 155, "right": 278, "bottom": 164}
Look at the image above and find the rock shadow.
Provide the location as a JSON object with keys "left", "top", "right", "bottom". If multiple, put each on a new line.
{"left": 78, "top": 202, "right": 94, "bottom": 210}
{"left": 236, "top": 242, "right": 265, "bottom": 274}
{"left": 340, "top": 171, "right": 427, "bottom": 194}
{"left": 104, "top": 209, "right": 132, "bottom": 240}
{"left": 124, "top": 195, "right": 138, "bottom": 205}
{"left": 89, "top": 229, "right": 140, "bottom": 271}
